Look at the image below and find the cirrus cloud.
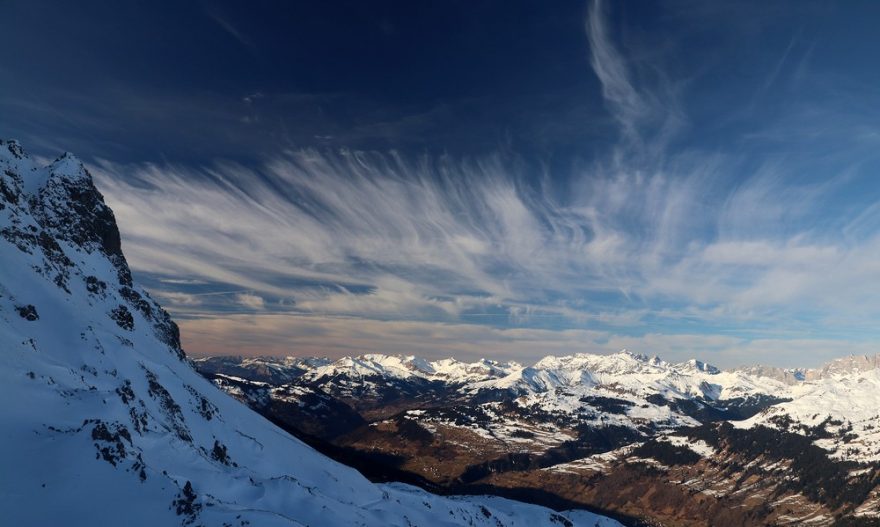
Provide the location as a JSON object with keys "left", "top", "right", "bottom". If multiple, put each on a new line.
{"left": 88, "top": 1, "right": 880, "bottom": 368}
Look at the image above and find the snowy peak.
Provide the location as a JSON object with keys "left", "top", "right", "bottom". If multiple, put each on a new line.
{"left": 203, "top": 350, "right": 880, "bottom": 393}
{"left": 470, "top": 350, "right": 730, "bottom": 396}
{"left": 192, "top": 355, "right": 331, "bottom": 384}
{"left": 0, "top": 140, "right": 182, "bottom": 358}
{"left": 733, "top": 364, "right": 807, "bottom": 385}
{"left": 733, "top": 354, "right": 880, "bottom": 384}
{"left": 2, "top": 138, "right": 27, "bottom": 160}
{"left": 432, "top": 356, "right": 521, "bottom": 380}
{"left": 195, "top": 353, "right": 527, "bottom": 389}
{"left": 2, "top": 140, "right": 88, "bottom": 195}
{"left": 210, "top": 349, "right": 786, "bottom": 409}
{"left": 538, "top": 350, "right": 671, "bottom": 373}
{"left": 1, "top": 138, "right": 123, "bottom": 261}
{"left": 741, "top": 366, "right": 880, "bottom": 462}
{"left": 674, "top": 358, "right": 721, "bottom": 375}
{"left": 808, "top": 354, "right": 880, "bottom": 379}
{"left": 39, "top": 156, "right": 123, "bottom": 257}
{"left": 302, "top": 353, "right": 522, "bottom": 383}
{"left": 204, "top": 349, "right": 880, "bottom": 415}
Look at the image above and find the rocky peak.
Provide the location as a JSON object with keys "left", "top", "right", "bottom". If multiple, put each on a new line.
{"left": 0, "top": 140, "right": 182, "bottom": 358}
{"left": 808, "top": 353, "right": 880, "bottom": 380}
{"left": 1, "top": 140, "right": 122, "bottom": 258}
{"left": 2, "top": 139, "right": 27, "bottom": 160}
{"left": 35, "top": 152, "right": 124, "bottom": 259}
{"left": 733, "top": 365, "right": 806, "bottom": 385}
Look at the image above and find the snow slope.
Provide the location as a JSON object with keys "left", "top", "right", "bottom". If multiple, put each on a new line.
{"left": 739, "top": 368, "right": 880, "bottom": 463}
{"left": 0, "top": 140, "right": 621, "bottom": 527}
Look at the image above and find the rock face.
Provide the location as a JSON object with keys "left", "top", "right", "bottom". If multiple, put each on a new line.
{"left": 0, "top": 140, "right": 621, "bottom": 527}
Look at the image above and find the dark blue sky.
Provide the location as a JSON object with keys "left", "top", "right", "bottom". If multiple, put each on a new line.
{"left": 4, "top": 1, "right": 605, "bottom": 161}
{"left": 6, "top": 1, "right": 880, "bottom": 366}
{"left": 6, "top": 1, "right": 876, "bottom": 165}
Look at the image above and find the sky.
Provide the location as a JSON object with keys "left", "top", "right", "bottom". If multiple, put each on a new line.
{"left": 5, "top": 1, "right": 880, "bottom": 367}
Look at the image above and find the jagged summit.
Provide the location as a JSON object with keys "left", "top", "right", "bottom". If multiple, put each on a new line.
{"left": 212, "top": 349, "right": 726, "bottom": 387}
{"left": 0, "top": 142, "right": 619, "bottom": 527}
{"left": 808, "top": 353, "right": 880, "bottom": 379}
{"left": 2, "top": 140, "right": 87, "bottom": 193}
{"left": 0, "top": 140, "right": 182, "bottom": 357}
{"left": 223, "top": 347, "right": 880, "bottom": 388}
{"left": 676, "top": 358, "right": 720, "bottom": 374}
{"left": 1, "top": 138, "right": 27, "bottom": 160}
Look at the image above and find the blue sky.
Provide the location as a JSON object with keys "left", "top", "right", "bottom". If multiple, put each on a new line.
{"left": 5, "top": 1, "right": 880, "bottom": 367}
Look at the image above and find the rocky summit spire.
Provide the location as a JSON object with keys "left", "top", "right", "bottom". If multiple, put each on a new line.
{"left": 0, "top": 139, "right": 183, "bottom": 358}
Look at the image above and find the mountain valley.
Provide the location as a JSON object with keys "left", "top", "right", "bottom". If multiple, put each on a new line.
{"left": 196, "top": 352, "right": 880, "bottom": 526}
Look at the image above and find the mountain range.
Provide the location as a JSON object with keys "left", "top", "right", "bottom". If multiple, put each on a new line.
{"left": 196, "top": 351, "right": 880, "bottom": 526}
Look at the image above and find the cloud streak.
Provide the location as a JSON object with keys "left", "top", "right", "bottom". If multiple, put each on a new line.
{"left": 586, "top": 0, "right": 647, "bottom": 142}
{"left": 585, "top": 0, "right": 684, "bottom": 164}
{"left": 90, "top": 140, "right": 880, "bottom": 368}
{"left": 85, "top": 2, "right": 880, "bottom": 368}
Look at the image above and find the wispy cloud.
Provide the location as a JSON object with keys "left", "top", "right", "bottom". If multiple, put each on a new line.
{"left": 85, "top": 2, "right": 880, "bottom": 368}
{"left": 203, "top": 5, "right": 259, "bottom": 55}
{"left": 586, "top": 0, "right": 647, "bottom": 142}
{"left": 91, "top": 139, "right": 880, "bottom": 367}
{"left": 235, "top": 293, "right": 265, "bottom": 310}
{"left": 585, "top": 0, "right": 684, "bottom": 163}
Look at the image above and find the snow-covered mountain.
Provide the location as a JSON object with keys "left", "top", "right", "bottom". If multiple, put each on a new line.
{"left": 200, "top": 348, "right": 880, "bottom": 525}
{"left": 0, "top": 140, "right": 622, "bottom": 527}
{"left": 297, "top": 353, "right": 523, "bottom": 384}
{"left": 208, "top": 349, "right": 802, "bottom": 395}
{"left": 740, "top": 366, "right": 880, "bottom": 463}
{"left": 198, "top": 349, "right": 792, "bottom": 400}
{"left": 199, "top": 349, "right": 796, "bottom": 440}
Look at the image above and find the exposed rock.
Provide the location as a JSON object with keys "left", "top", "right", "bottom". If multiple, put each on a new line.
{"left": 15, "top": 304, "right": 38, "bottom": 321}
